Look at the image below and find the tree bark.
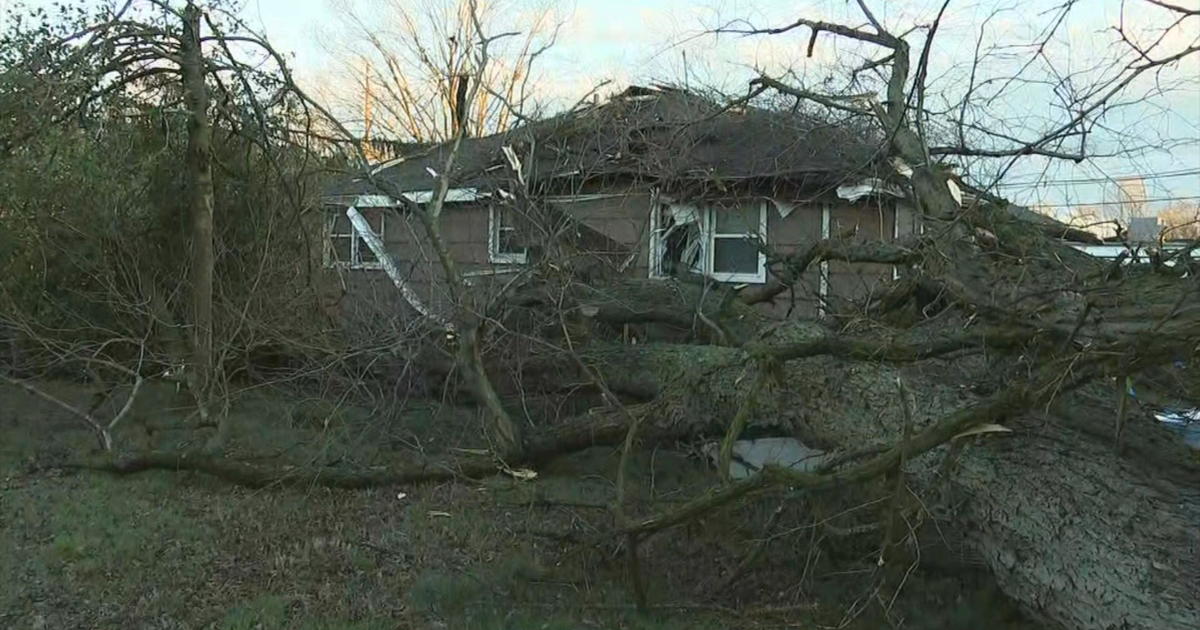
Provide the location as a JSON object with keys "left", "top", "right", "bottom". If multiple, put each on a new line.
{"left": 80, "top": 402, "right": 690, "bottom": 488}
{"left": 956, "top": 403, "right": 1200, "bottom": 630}
{"left": 180, "top": 3, "right": 217, "bottom": 443}
{"left": 575, "top": 342, "right": 1200, "bottom": 630}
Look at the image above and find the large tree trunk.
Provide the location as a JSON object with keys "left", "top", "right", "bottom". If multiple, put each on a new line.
{"left": 958, "top": 404, "right": 1200, "bottom": 630}
{"left": 570, "top": 341, "right": 1200, "bottom": 630}
{"left": 180, "top": 3, "right": 217, "bottom": 442}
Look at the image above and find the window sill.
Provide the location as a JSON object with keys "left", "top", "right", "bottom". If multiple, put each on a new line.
{"left": 326, "top": 262, "right": 385, "bottom": 271}
{"left": 709, "top": 275, "right": 767, "bottom": 284}
{"left": 648, "top": 272, "right": 766, "bottom": 285}
{"left": 464, "top": 268, "right": 523, "bottom": 277}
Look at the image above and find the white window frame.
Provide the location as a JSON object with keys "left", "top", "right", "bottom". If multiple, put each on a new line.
{"left": 819, "top": 204, "right": 830, "bottom": 317}
{"left": 326, "top": 206, "right": 386, "bottom": 270}
{"left": 488, "top": 205, "right": 528, "bottom": 265}
{"left": 706, "top": 201, "right": 768, "bottom": 284}
{"left": 649, "top": 199, "right": 768, "bottom": 284}
{"left": 648, "top": 199, "right": 669, "bottom": 280}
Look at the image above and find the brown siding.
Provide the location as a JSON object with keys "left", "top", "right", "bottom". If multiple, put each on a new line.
{"left": 324, "top": 190, "right": 912, "bottom": 329}
{"left": 552, "top": 192, "right": 653, "bottom": 276}
{"left": 828, "top": 200, "right": 897, "bottom": 310}
{"left": 766, "top": 202, "right": 824, "bottom": 317}
{"left": 326, "top": 204, "right": 493, "bottom": 328}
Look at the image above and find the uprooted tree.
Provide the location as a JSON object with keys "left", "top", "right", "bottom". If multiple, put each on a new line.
{"left": 3, "top": 1, "right": 1200, "bottom": 629}
{"left": 305, "top": 2, "right": 1200, "bottom": 628}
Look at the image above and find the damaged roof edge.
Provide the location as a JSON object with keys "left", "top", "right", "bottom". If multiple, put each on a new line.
{"left": 327, "top": 85, "right": 888, "bottom": 199}
{"left": 325, "top": 189, "right": 486, "bottom": 207}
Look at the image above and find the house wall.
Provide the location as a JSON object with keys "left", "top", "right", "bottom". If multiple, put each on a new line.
{"left": 827, "top": 199, "right": 899, "bottom": 311}
{"left": 323, "top": 203, "right": 499, "bottom": 333}
{"left": 551, "top": 189, "right": 904, "bottom": 318}
{"left": 550, "top": 192, "right": 655, "bottom": 277}
{"left": 324, "top": 188, "right": 910, "bottom": 330}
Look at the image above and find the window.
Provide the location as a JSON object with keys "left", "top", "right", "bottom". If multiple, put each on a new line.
{"left": 489, "top": 205, "right": 528, "bottom": 264}
{"left": 708, "top": 201, "right": 766, "bottom": 283}
{"left": 327, "top": 206, "right": 385, "bottom": 270}
{"left": 650, "top": 200, "right": 767, "bottom": 283}
{"left": 649, "top": 203, "right": 705, "bottom": 278}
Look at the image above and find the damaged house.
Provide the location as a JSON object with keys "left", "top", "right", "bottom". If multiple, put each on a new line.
{"left": 321, "top": 85, "right": 919, "bottom": 324}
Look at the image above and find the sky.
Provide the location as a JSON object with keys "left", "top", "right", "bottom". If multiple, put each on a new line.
{"left": 5, "top": 0, "right": 1199, "bottom": 218}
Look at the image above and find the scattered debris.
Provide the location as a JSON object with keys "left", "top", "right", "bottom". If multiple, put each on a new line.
{"left": 1155, "top": 407, "right": 1200, "bottom": 448}
{"left": 705, "top": 437, "right": 829, "bottom": 480}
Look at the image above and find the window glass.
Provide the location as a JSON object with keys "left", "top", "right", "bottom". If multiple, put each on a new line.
{"left": 651, "top": 201, "right": 765, "bottom": 282}
{"left": 331, "top": 213, "right": 352, "bottom": 235}
{"left": 498, "top": 226, "right": 523, "bottom": 254}
{"left": 358, "top": 240, "right": 379, "bottom": 263}
{"left": 360, "top": 208, "right": 384, "bottom": 234}
{"left": 492, "top": 207, "right": 527, "bottom": 261}
{"left": 331, "top": 237, "right": 352, "bottom": 263}
{"left": 713, "top": 204, "right": 759, "bottom": 234}
{"left": 712, "top": 237, "right": 760, "bottom": 274}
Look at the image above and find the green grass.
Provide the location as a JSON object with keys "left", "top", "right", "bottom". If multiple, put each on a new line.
{"left": 0, "top": 381, "right": 1042, "bottom": 630}
{"left": 0, "top": 381, "right": 749, "bottom": 630}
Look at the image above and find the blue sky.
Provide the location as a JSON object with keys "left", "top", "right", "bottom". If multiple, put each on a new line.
{"left": 8, "top": 0, "right": 1200, "bottom": 216}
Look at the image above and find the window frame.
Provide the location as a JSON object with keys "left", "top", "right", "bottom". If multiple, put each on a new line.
{"left": 326, "top": 205, "right": 387, "bottom": 271}
{"left": 648, "top": 201, "right": 704, "bottom": 280}
{"left": 706, "top": 201, "right": 768, "bottom": 284}
{"left": 647, "top": 201, "right": 673, "bottom": 280}
{"left": 649, "top": 199, "right": 768, "bottom": 284}
{"left": 488, "top": 204, "right": 528, "bottom": 265}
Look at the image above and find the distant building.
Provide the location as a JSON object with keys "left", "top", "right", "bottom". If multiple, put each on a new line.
{"left": 1113, "top": 177, "right": 1148, "bottom": 219}
{"left": 1128, "top": 216, "right": 1161, "bottom": 243}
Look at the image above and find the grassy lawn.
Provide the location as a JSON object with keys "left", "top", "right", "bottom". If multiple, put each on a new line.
{"left": 1, "top": 381, "right": 1039, "bottom": 629}
{"left": 0, "top": 381, "right": 752, "bottom": 629}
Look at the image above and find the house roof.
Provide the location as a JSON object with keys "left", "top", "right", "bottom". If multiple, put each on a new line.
{"left": 331, "top": 85, "right": 887, "bottom": 198}
{"left": 328, "top": 85, "right": 1094, "bottom": 246}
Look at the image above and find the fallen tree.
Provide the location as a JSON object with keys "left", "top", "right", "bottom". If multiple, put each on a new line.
{"left": 570, "top": 331, "right": 1200, "bottom": 630}
{"left": 470, "top": 3, "right": 1200, "bottom": 626}
{"left": 7, "top": 1, "right": 1200, "bottom": 629}
{"left": 75, "top": 289, "right": 1200, "bottom": 628}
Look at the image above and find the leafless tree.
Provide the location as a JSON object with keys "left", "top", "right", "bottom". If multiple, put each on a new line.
{"left": 1160, "top": 200, "right": 1200, "bottom": 240}
{"left": 320, "top": 0, "right": 562, "bottom": 146}
{"left": 6, "top": 2, "right": 1200, "bottom": 628}
{"left": 0, "top": 0, "right": 346, "bottom": 451}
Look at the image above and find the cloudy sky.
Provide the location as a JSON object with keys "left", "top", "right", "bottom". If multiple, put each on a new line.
{"left": 6, "top": 0, "right": 1199, "bottom": 216}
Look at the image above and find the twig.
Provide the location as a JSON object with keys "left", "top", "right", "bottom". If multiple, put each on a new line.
{"left": 711, "top": 500, "right": 787, "bottom": 593}
{"left": 878, "top": 377, "right": 914, "bottom": 567}
{"left": 1, "top": 374, "right": 116, "bottom": 451}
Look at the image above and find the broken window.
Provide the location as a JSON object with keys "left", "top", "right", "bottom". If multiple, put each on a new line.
{"left": 327, "top": 206, "right": 385, "bottom": 270}
{"left": 489, "top": 205, "right": 528, "bottom": 264}
{"left": 650, "top": 200, "right": 767, "bottom": 283}
{"left": 650, "top": 203, "right": 704, "bottom": 278}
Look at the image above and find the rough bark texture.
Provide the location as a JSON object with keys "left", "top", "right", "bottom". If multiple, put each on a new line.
{"left": 180, "top": 4, "right": 215, "bottom": 434}
{"left": 957, "top": 406, "right": 1200, "bottom": 630}
{"left": 571, "top": 341, "right": 1200, "bottom": 630}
